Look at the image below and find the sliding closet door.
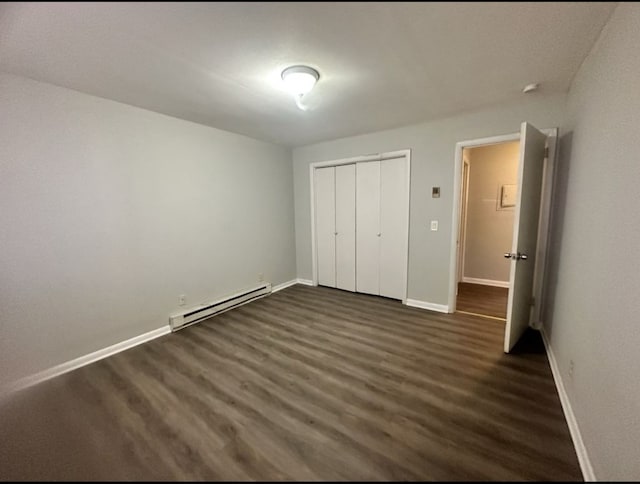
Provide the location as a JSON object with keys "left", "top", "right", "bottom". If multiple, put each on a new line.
{"left": 335, "top": 164, "right": 356, "bottom": 291}
{"left": 315, "top": 167, "right": 336, "bottom": 287}
{"left": 379, "top": 157, "right": 408, "bottom": 300}
{"left": 356, "top": 161, "right": 380, "bottom": 295}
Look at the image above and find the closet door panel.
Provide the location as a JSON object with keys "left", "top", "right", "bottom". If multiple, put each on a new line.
{"left": 335, "top": 164, "right": 356, "bottom": 291}
{"left": 356, "top": 161, "right": 380, "bottom": 295}
{"left": 379, "top": 157, "right": 408, "bottom": 300}
{"left": 315, "top": 167, "right": 336, "bottom": 287}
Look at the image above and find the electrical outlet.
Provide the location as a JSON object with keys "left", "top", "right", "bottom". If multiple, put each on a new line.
{"left": 178, "top": 294, "right": 186, "bottom": 306}
{"left": 258, "top": 273, "right": 264, "bottom": 282}
{"left": 568, "top": 359, "right": 574, "bottom": 379}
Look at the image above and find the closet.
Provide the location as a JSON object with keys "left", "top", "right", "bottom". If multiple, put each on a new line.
{"left": 313, "top": 152, "right": 409, "bottom": 301}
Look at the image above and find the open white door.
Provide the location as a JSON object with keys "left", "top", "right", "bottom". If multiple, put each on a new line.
{"left": 504, "top": 122, "right": 548, "bottom": 353}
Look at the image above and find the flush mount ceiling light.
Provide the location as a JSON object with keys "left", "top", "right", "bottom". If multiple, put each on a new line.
{"left": 523, "top": 83, "right": 539, "bottom": 93}
{"left": 281, "top": 65, "right": 319, "bottom": 111}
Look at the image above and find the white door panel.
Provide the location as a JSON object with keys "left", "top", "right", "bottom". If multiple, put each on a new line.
{"left": 356, "top": 161, "right": 380, "bottom": 295}
{"left": 335, "top": 164, "right": 356, "bottom": 291}
{"left": 379, "top": 157, "right": 408, "bottom": 300}
{"left": 504, "top": 123, "right": 547, "bottom": 352}
{"left": 315, "top": 167, "right": 336, "bottom": 288}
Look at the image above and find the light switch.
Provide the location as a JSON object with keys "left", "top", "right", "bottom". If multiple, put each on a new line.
{"left": 430, "top": 220, "right": 438, "bottom": 231}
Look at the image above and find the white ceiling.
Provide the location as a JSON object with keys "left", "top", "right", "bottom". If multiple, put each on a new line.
{"left": 0, "top": 2, "right": 616, "bottom": 147}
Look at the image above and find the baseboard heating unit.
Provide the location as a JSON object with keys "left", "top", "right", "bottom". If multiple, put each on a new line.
{"left": 169, "top": 282, "right": 272, "bottom": 332}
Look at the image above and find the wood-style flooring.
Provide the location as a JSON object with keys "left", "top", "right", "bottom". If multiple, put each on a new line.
{"left": 0, "top": 284, "right": 581, "bottom": 481}
{"left": 456, "top": 282, "right": 509, "bottom": 319}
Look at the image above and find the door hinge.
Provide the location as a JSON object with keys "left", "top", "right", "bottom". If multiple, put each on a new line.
{"left": 544, "top": 146, "right": 549, "bottom": 158}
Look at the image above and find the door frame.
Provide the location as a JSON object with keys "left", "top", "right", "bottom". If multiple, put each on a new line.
{"left": 309, "top": 149, "right": 411, "bottom": 302}
{"left": 457, "top": 158, "right": 470, "bottom": 286}
{"left": 447, "top": 128, "right": 558, "bottom": 328}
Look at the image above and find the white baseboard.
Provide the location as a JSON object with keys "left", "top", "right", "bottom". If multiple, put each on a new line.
{"left": 540, "top": 327, "right": 595, "bottom": 481}
{"left": 273, "top": 278, "right": 315, "bottom": 292}
{"left": 3, "top": 326, "right": 171, "bottom": 396}
{"left": 272, "top": 279, "right": 298, "bottom": 292}
{"left": 462, "top": 277, "right": 510, "bottom": 288}
{"left": 405, "top": 299, "right": 450, "bottom": 313}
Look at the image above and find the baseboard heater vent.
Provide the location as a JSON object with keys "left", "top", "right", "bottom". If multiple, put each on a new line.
{"left": 169, "top": 283, "right": 272, "bottom": 332}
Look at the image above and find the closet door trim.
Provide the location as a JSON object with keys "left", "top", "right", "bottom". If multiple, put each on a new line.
{"left": 309, "top": 149, "right": 411, "bottom": 302}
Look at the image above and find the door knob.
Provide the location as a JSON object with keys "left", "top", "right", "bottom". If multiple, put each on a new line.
{"left": 504, "top": 252, "right": 513, "bottom": 259}
{"left": 519, "top": 253, "right": 528, "bottom": 260}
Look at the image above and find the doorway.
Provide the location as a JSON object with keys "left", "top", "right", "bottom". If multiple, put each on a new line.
{"left": 448, "top": 125, "right": 558, "bottom": 353}
{"left": 456, "top": 141, "right": 520, "bottom": 320}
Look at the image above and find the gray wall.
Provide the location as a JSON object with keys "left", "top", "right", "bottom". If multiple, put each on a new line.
{"left": 293, "top": 95, "right": 566, "bottom": 305}
{"left": 0, "top": 74, "right": 296, "bottom": 389}
{"left": 464, "top": 142, "right": 519, "bottom": 283}
{"left": 544, "top": 3, "right": 640, "bottom": 480}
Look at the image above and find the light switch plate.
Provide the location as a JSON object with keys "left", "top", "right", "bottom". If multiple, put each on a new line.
{"left": 430, "top": 220, "right": 438, "bottom": 231}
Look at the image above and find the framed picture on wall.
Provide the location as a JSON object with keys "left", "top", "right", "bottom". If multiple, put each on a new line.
{"left": 499, "top": 184, "right": 517, "bottom": 209}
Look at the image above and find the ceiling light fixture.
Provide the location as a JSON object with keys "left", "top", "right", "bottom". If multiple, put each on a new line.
{"left": 281, "top": 65, "right": 319, "bottom": 111}
{"left": 522, "top": 83, "right": 539, "bottom": 93}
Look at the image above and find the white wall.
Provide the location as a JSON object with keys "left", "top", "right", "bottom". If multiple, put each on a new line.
{"left": 293, "top": 95, "right": 565, "bottom": 306}
{"left": 544, "top": 3, "right": 640, "bottom": 480}
{"left": 0, "top": 74, "right": 296, "bottom": 389}
{"left": 464, "top": 141, "right": 519, "bottom": 283}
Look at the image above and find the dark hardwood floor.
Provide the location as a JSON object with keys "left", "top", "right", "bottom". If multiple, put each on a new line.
{"left": 0, "top": 284, "right": 581, "bottom": 481}
{"left": 456, "top": 282, "right": 509, "bottom": 319}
